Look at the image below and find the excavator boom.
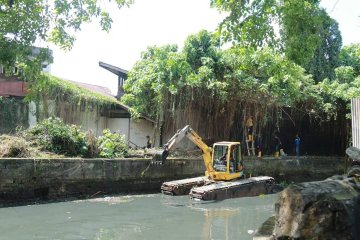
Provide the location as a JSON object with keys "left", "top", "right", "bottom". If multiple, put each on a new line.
{"left": 153, "top": 125, "right": 214, "bottom": 173}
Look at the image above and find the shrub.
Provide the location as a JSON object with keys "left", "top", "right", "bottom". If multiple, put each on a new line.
{"left": 27, "top": 117, "right": 88, "bottom": 156}
{"left": 97, "top": 129, "right": 128, "bottom": 158}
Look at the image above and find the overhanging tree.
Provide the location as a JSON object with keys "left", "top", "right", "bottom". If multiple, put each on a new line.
{"left": 122, "top": 30, "right": 314, "bottom": 143}
{"left": 0, "top": 0, "right": 133, "bottom": 78}
{"left": 210, "top": 0, "right": 342, "bottom": 72}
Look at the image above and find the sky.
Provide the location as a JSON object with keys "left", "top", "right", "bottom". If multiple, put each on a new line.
{"left": 46, "top": 0, "right": 360, "bottom": 95}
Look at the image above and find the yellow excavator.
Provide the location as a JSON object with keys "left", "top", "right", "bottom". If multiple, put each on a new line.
{"left": 154, "top": 125, "right": 274, "bottom": 201}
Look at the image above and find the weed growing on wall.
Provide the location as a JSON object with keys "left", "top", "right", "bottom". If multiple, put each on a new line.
{"left": 25, "top": 74, "right": 119, "bottom": 122}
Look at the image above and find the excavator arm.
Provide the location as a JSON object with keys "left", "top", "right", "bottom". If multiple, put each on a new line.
{"left": 153, "top": 125, "right": 214, "bottom": 173}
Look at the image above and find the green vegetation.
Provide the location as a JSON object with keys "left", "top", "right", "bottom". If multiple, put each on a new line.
{"left": 27, "top": 117, "right": 89, "bottom": 156}
{"left": 0, "top": 0, "right": 133, "bottom": 95}
{"left": 210, "top": 0, "right": 342, "bottom": 70}
{"left": 122, "top": 30, "right": 359, "bottom": 149}
{"left": 0, "top": 1, "right": 358, "bottom": 153}
{"left": 97, "top": 129, "right": 128, "bottom": 158}
{"left": 0, "top": 118, "right": 129, "bottom": 158}
{"left": 23, "top": 74, "right": 119, "bottom": 123}
{"left": 27, "top": 74, "right": 118, "bottom": 108}
{"left": 122, "top": 30, "right": 316, "bottom": 139}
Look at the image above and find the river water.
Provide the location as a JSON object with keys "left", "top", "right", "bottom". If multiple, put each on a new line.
{"left": 0, "top": 193, "right": 277, "bottom": 240}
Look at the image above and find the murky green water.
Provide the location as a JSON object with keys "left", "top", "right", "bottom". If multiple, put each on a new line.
{"left": 0, "top": 194, "right": 277, "bottom": 240}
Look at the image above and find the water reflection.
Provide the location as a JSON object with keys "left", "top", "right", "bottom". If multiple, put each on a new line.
{"left": 160, "top": 194, "right": 275, "bottom": 240}
{"left": 0, "top": 194, "right": 276, "bottom": 240}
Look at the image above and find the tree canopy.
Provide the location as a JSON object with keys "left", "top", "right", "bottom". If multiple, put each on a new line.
{"left": 210, "top": 0, "right": 342, "bottom": 70}
{"left": 0, "top": 0, "right": 132, "bottom": 77}
{"left": 315, "top": 44, "right": 360, "bottom": 118}
{"left": 122, "top": 30, "right": 315, "bottom": 140}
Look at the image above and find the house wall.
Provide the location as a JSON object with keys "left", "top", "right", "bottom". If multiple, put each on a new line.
{"left": 107, "top": 118, "right": 129, "bottom": 138}
{"left": 76, "top": 110, "right": 107, "bottom": 136}
{"left": 0, "top": 98, "right": 29, "bottom": 134}
{"left": 130, "top": 118, "right": 156, "bottom": 148}
{"left": 107, "top": 118, "right": 158, "bottom": 148}
{"left": 27, "top": 100, "right": 157, "bottom": 148}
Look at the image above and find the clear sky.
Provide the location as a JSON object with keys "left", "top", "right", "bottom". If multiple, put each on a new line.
{"left": 47, "top": 0, "right": 360, "bottom": 95}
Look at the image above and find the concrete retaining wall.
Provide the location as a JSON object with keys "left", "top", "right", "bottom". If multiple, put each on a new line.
{"left": 0, "top": 156, "right": 345, "bottom": 204}
{"left": 243, "top": 156, "right": 346, "bottom": 183}
{"left": 0, "top": 158, "right": 203, "bottom": 204}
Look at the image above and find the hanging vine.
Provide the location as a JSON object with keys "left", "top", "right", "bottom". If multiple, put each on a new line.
{"left": 25, "top": 73, "right": 118, "bottom": 123}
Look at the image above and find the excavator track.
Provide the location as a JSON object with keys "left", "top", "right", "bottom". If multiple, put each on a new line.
{"left": 189, "top": 176, "right": 275, "bottom": 201}
{"left": 161, "top": 176, "right": 210, "bottom": 196}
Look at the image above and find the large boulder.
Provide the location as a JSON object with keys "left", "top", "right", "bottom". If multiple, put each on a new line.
{"left": 346, "top": 147, "right": 360, "bottom": 164}
{"left": 273, "top": 177, "right": 360, "bottom": 240}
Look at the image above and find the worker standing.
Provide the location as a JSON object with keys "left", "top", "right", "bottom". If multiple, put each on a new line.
{"left": 246, "top": 116, "right": 254, "bottom": 141}
{"left": 294, "top": 134, "right": 301, "bottom": 157}
{"left": 273, "top": 132, "right": 281, "bottom": 158}
{"left": 146, "top": 135, "right": 152, "bottom": 148}
{"left": 255, "top": 134, "right": 263, "bottom": 157}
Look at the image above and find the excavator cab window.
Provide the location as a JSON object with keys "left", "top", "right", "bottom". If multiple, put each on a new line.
{"left": 213, "top": 145, "right": 229, "bottom": 172}
{"left": 230, "top": 144, "right": 242, "bottom": 173}
{"left": 213, "top": 144, "right": 243, "bottom": 174}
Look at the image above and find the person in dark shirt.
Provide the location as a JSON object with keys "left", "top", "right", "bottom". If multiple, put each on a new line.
{"left": 273, "top": 132, "right": 281, "bottom": 157}
{"left": 294, "top": 134, "right": 301, "bottom": 157}
{"left": 146, "top": 136, "right": 152, "bottom": 148}
{"left": 255, "top": 134, "right": 263, "bottom": 157}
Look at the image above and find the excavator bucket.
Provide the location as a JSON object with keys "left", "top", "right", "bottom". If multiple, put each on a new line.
{"left": 152, "top": 149, "right": 169, "bottom": 164}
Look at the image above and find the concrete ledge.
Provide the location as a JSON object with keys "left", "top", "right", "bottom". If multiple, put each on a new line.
{"left": 0, "top": 156, "right": 345, "bottom": 203}
{"left": 0, "top": 158, "right": 204, "bottom": 203}
{"left": 243, "top": 156, "right": 346, "bottom": 182}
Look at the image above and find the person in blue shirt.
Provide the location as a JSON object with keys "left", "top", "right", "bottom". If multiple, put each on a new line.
{"left": 294, "top": 134, "right": 301, "bottom": 157}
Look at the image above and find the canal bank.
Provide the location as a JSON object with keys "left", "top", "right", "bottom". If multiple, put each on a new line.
{"left": 0, "top": 156, "right": 345, "bottom": 203}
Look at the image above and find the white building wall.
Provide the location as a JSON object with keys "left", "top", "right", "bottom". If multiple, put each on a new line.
{"left": 351, "top": 98, "right": 360, "bottom": 149}
{"left": 130, "top": 118, "right": 156, "bottom": 148}
{"left": 77, "top": 111, "right": 107, "bottom": 136}
{"left": 107, "top": 118, "right": 158, "bottom": 148}
{"left": 28, "top": 101, "right": 37, "bottom": 129}
{"left": 27, "top": 99, "right": 157, "bottom": 147}
{"left": 107, "top": 118, "right": 130, "bottom": 139}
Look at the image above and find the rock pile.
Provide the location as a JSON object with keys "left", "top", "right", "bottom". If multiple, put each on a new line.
{"left": 255, "top": 147, "right": 360, "bottom": 240}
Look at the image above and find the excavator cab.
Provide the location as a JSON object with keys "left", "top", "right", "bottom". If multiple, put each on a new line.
{"left": 211, "top": 142, "right": 243, "bottom": 181}
{"left": 158, "top": 126, "right": 274, "bottom": 200}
